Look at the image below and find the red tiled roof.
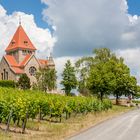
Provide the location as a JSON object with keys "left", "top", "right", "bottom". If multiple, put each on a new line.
{"left": 4, "top": 55, "right": 48, "bottom": 74}
{"left": 4, "top": 54, "right": 32, "bottom": 74}
{"left": 20, "top": 54, "right": 32, "bottom": 67}
{"left": 5, "top": 25, "right": 36, "bottom": 52}
{"left": 4, "top": 55, "right": 19, "bottom": 67}
{"left": 11, "top": 67, "right": 24, "bottom": 74}
{"left": 38, "top": 59, "right": 48, "bottom": 65}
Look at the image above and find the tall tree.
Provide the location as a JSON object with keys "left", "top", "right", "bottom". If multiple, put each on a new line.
{"left": 18, "top": 74, "right": 31, "bottom": 90}
{"left": 61, "top": 60, "right": 77, "bottom": 96}
{"left": 35, "top": 66, "right": 57, "bottom": 92}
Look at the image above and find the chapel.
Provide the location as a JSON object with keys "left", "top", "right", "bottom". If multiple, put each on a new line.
{"left": 0, "top": 23, "right": 55, "bottom": 84}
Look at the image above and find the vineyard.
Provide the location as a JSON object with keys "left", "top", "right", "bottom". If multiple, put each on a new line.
{"left": 0, "top": 88, "right": 112, "bottom": 133}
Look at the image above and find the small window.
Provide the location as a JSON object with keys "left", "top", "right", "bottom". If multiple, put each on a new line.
{"left": 6, "top": 72, "right": 8, "bottom": 80}
{"left": 22, "top": 50, "right": 26, "bottom": 55}
{"left": 24, "top": 41, "right": 28, "bottom": 45}
{"left": 11, "top": 40, "right": 15, "bottom": 45}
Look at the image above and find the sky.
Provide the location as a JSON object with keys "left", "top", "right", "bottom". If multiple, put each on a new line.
{"left": 1, "top": 0, "right": 140, "bottom": 29}
{"left": 1, "top": 0, "right": 140, "bottom": 87}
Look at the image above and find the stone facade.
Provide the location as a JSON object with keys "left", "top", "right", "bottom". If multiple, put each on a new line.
{"left": 0, "top": 57, "right": 16, "bottom": 81}
{"left": 0, "top": 24, "right": 55, "bottom": 84}
{"left": 24, "top": 55, "right": 40, "bottom": 84}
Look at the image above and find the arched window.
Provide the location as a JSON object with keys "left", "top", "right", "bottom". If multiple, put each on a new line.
{"left": 1, "top": 73, "right": 3, "bottom": 80}
{"left": 3, "top": 69, "right": 8, "bottom": 80}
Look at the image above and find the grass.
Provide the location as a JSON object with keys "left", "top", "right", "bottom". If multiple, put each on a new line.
{"left": 0, "top": 105, "right": 134, "bottom": 140}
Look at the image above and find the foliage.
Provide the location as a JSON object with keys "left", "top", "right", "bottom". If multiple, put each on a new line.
{"left": 75, "top": 48, "right": 138, "bottom": 102}
{"left": 0, "top": 87, "right": 112, "bottom": 132}
{"left": 17, "top": 74, "right": 31, "bottom": 90}
{"left": 0, "top": 80, "right": 16, "bottom": 88}
{"left": 75, "top": 57, "right": 93, "bottom": 96}
{"left": 61, "top": 60, "right": 77, "bottom": 95}
{"left": 35, "top": 66, "right": 57, "bottom": 92}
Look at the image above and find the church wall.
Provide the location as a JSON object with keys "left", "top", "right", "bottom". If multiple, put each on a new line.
{"left": 0, "top": 58, "right": 16, "bottom": 81}
{"left": 18, "top": 50, "right": 25, "bottom": 63}
{"left": 24, "top": 56, "right": 40, "bottom": 84}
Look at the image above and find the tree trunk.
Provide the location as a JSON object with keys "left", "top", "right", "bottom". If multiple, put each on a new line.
{"left": 38, "top": 107, "right": 41, "bottom": 122}
{"left": 17, "top": 118, "right": 20, "bottom": 126}
{"left": 22, "top": 111, "right": 28, "bottom": 134}
{"left": 116, "top": 94, "right": 119, "bottom": 105}
{"left": 100, "top": 92, "right": 103, "bottom": 102}
{"left": 5, "top": 109, "right": 13, "bottom": 132}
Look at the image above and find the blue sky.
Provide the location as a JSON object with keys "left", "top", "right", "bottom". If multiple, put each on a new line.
{"left": 1, "top": 0, "right": 140, "bottom": 29}
{"left": 127, "top": 0, "right": 140, "bottom": 16}
{"left": 0, "top": 0, "right": 48, "bottom": 28}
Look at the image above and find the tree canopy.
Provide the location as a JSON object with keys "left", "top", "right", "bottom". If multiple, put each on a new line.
{"left": 75, "top": 48, "right": 138, "bottom": 102}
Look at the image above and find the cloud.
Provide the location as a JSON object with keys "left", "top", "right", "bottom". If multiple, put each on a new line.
{"left": 0, "top": 5, "right": 56, "bottom": 59}
{"left": 41, "top": 0, "right": 140, "bottom": 85}
{"left": 41, "top": 0, "right": 138, "bottom": 57}
{"left": 116, "top": 48, "right": 140, "bottom": 84}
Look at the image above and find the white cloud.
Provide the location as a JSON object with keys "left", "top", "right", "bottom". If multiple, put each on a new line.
{"left": 116, "top": 48, "right": 140, "bottom": 84}
{"left": 41, "top": 0, "right": 133, "bottom": 57}
{"left": 41, "top": 0, "right": 140, "bottom": 85}
{"left": 0, "top": 5, "right": 56, "bottom": 59}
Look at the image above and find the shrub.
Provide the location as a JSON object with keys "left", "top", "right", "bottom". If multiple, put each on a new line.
{"left": 0, "top": 80, "right": 16, "bottom": 88}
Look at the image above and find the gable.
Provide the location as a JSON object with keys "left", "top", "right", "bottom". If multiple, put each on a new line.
{"left": 24, "top": 55, "right": 40, "bottom": 71}
{"left": 0, "top": 56, "right": 24, "bottom": 74}
{"left": 5, "top": 25, "right": 36, "bottom": 52}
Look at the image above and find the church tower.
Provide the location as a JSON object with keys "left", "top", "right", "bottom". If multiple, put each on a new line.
{"left": 5, "top": 25, "right": 36, "bottom": 63}
{"left": 0, "top": 20, "right": 55, "bottom": 84}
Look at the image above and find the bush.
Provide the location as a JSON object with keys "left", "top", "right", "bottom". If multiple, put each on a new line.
{"left": 17, "top": 74, "right": 31, "bottom": 90}
{"left": 0, "top": 80, "right": 16, "bottom": 88}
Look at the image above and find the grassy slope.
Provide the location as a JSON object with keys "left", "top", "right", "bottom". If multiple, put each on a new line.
{"left": 0, "top": 105, "right": 134, "bottom": 140}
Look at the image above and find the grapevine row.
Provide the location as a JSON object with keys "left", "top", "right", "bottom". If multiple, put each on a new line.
{"left": 0, "top": 88, "right": 112, "bottom": 133}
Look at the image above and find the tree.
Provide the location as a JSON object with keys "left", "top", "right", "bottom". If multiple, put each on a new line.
{"left": 76, "top": 48, "right": 115, "bottom": 99}
{"left": 87, "top": 57, "right": 116, "bottom": 101}
{"left": 35, "top": 66, "right": 57, "bottom": 92}
{"left": 110, "top": 57, "right": 137, "bottom": 104}
{"left": 18, "top": 74, "right": 31, "bottom": 90}
{"left": 61, "top": 60, "right": 77, "bottom": 96}
{"left": 75, "top": 57, "right": 94, "bottom": 96}
{"left": 76, "top": 48, "right": 138, "bottom": 102}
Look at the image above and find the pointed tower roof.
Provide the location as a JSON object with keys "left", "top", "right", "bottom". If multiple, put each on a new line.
{"left": 5, "top": 25, "right": 36, "bottom": 52}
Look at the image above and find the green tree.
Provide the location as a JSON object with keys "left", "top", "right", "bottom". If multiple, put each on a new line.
{"left": 18, "top": 74, "right": 31, "bottom": 90}
{"left": 35, "top": 66, "right": 57, "bottom": 92}
{"left": 87, "top": 57, "right": 116, "bottom": 101}
{"left": 110, "top": 57, "right": 137, "bottom": 104}
{"left": 75, "top": 57, "right": 94, "bottom": 96}
{"left": 61, "top": 60, "right": 77, "bottom": 96}
{"left": 76, "top": 48, "right": 138, "bottom": 101}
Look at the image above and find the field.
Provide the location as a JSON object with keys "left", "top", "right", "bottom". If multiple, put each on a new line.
{"left": 0, "top": 88, "right": 134, "bottom": 140}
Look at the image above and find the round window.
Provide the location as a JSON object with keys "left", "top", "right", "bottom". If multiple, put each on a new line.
{"left": 29, "top": 66, "right": 36, "bottom": 76}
